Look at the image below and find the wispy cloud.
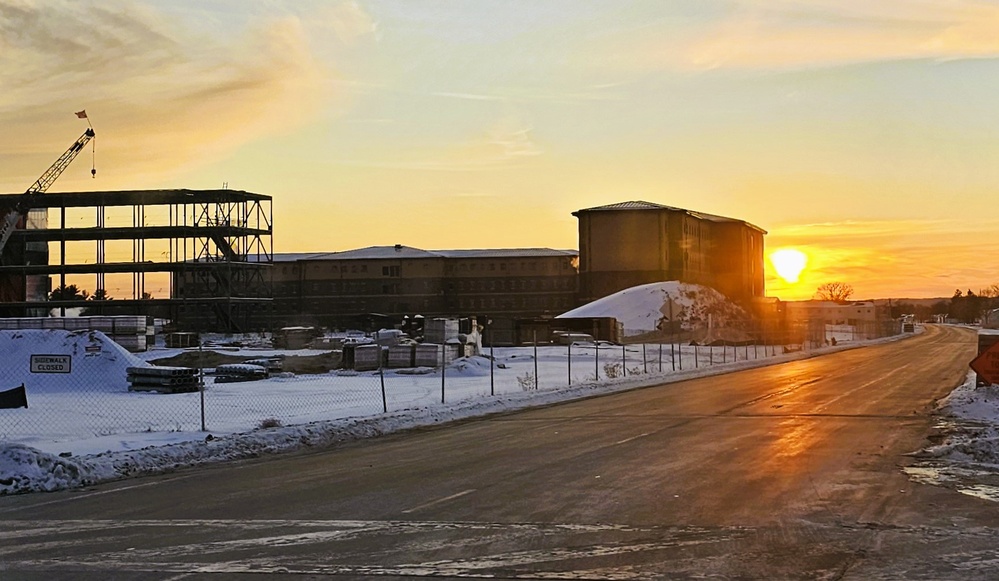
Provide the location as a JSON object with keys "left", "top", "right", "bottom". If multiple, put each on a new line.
{"left": 0, "top": 0, "right": 339, "bottom": 189}
{"left": 617, "top": 0, "right": 999, "bottom": 71}
{"left": 333, "top": 114, "right": 542, "bottom": 172}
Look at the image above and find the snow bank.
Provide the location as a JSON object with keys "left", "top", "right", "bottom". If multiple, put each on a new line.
{"left": 0, "top": 444, "right": 116, "bottom": 493}
{"left": 913, "top": 373, "right": 999, "bottom": 465}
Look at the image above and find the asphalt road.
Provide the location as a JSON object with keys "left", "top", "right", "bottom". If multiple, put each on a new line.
{"left": 2, "top": 324, "right": 996, "bottom": 579}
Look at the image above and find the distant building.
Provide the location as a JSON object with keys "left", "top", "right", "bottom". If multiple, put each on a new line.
{"left": 784, "top": 300, "right": 890, "bottom": 342}
{"left": 785, "top": 300, "right": 879, "bottom": 326}
{"left": 266, "top": 245, "right": 578, "bottom": 333}
{"left": 573, "top": 201, "right": 766, "bottom": 305}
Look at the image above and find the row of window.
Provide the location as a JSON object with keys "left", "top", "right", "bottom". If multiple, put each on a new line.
{"left": 269, "top": 295, "right": 573, "bottom": 314}
{"left": 450, "top": 278, "right": 575, "bottom": 292}
{"left": 278, "top": 258, "right": 576, "bottom": 277}
{"left": 272, "top": 277, "right": 576, "bottom": 295}
{"left": 445, "top": 260, "right": 571, "bottom": 273}
{"left": 270, "top": 296, "right": 571, "bottom": 314}
{"left": 454, "top": 296, "right": 572, "bottom": 310}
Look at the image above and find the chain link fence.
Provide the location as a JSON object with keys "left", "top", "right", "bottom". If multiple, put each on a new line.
{"left": 0, "top": 320, "right": 904, "bottom": 450}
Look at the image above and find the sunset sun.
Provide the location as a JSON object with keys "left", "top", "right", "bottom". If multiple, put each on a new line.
{"left": 770, "top": 248, "right": 808, "bottom": 284}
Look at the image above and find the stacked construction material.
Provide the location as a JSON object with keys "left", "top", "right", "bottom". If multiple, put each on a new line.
{"left": 0, "top": 316, "right": 152, "bottom": 352}
{"left": 213, "top": 363, "right": 268, "bottom": 384}
{"left": 127, "top": 366, "right": 201, "bottom": 393}
{"left": 351, "top": 345, "right": 382, "bottom": 372}
{"left": 387, "top": 344, "right": 415, "bottom": 368}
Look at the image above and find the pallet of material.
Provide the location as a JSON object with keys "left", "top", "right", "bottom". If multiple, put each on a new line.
{"left": 128, "top": 376, "right": 201, "bottom": 394}
{"left": 212, "top": 363, "right": 268, "bottom": 383}
{"left": 127, "top": 366, "right": 197, "bottom": 377}
{"left": 127, "top": 365, "right": 201, "bottom": 393}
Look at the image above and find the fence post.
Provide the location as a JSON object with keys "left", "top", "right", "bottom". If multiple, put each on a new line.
{"left": 441, "top": 343, "right": 446, "bottom": 404}
{"left": 199, "top": 339, "right": 206, "bottom": 432}
{"left": 533, "top": 331, "right": 539, "bottom": 390}
{"left": 671, "top": 340, "right": 676, "bottom": 372}
{"left": 622, "top": 343, "right": 627, "bottom": 377}
{"left": 658, "top": 342, "right": 663, "bottom": 372}
{"left": 694, "top": 344, "right": 699, "bottom": 368}
{"left": 380, "top": 364, "right": 387, "bottom": 413}
{"left": 595, "top": 341, "right": 600, "bottom": 380}
{"left": 568, "top": 341, "right": 572, "bottom": 385}
{"left": 490, "top": 340, "right": 495, "bottom": 396}
{"left": 642, "top": 343, "right": 647, "bottom": 374}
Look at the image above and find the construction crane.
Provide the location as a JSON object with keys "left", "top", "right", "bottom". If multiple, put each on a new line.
{"left": 0, "top": 126, "right": 96, "bottom": 258}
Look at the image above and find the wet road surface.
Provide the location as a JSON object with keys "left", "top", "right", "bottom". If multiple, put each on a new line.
{"left": 2, "top": 324, "right": 995, "bottom": 579}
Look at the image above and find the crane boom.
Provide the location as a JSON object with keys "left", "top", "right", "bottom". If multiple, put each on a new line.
{"left": 0, "top": 127, "right": 95, "bottom": 258}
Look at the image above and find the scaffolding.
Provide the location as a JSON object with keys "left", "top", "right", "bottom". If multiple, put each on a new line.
{"left": 0, "top": 189, "right": 272, "bottom": 332}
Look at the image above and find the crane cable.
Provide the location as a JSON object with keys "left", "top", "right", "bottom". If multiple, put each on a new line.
{"left": 87, "top": 115, "right": 96, "bottom": 178}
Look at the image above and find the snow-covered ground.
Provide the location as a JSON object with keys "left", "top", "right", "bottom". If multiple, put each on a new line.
{"left": 0, "top": 282, "right": 916, "bottom": 495}
{"left": 0, "top": 328, "right": 911, "bottom": 495}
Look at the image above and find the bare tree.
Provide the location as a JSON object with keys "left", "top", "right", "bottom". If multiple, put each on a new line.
{"left": 815, "top": 282, "right": 854, "bottom": 302}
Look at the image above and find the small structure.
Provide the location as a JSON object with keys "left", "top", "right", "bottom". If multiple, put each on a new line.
{"left": 273, "top": 326, "right": 320, "bottom": 349}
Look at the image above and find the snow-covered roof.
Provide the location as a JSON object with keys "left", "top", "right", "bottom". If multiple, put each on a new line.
{"left": 435, "top": 248, "right": 577, "bottom": 259}
{"left": 573, "top": 200, "right": 766, "bottom": 234}
{"left": 272, "top": 246, "right": 577, "bottom": 262}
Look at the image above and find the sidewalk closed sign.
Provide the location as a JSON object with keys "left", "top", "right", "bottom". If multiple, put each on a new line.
{"left": 30, "top": 355, "right": 71, "bottom": 374}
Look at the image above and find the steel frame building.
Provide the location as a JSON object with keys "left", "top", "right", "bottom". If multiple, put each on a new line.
{"left": 0, "top": 189, "right": 272, "bottom": 332}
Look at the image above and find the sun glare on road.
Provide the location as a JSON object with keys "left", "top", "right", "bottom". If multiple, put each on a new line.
{"left": 770, "top": 249, "right": 808, "bottom": 284}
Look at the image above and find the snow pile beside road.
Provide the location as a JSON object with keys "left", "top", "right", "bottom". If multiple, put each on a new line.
{"left": 918, "top": 373, "right": 999, "bottom": 466}
{"left": 0, "top": 444, "right": 116, "bottom": 493}
{"left": 939, "top": 375, "right": 999, "bottom": 425}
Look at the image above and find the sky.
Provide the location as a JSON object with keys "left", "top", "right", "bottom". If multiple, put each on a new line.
{"left": 4, "top": 1, "right": 999, "bottom": 301}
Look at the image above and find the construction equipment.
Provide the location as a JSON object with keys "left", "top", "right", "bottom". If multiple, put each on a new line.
{"left": 0, "top": 127, "right": 96, "bottom": 258}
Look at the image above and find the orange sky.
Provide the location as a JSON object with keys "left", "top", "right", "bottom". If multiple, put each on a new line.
{"left": 5, "top": 1, "right": 999, "bottom": 301}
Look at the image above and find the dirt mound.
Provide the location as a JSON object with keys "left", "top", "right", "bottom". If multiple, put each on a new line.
{"left": 149, "top": 351, "right": 342, "bottom": 374}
